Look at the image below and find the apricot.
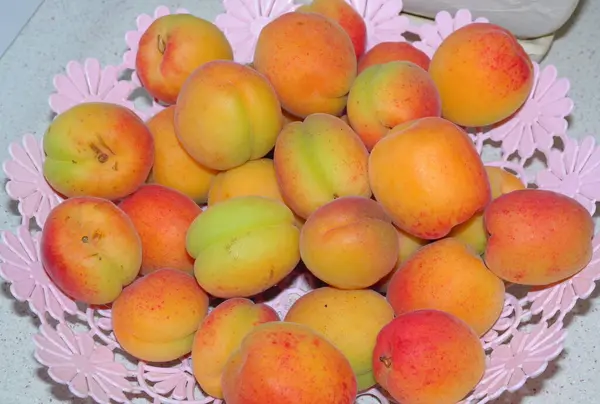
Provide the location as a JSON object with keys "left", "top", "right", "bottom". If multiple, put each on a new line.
{"left": 429, "top": 22, "right": 534, "bottom": 127}
{"left": 192, "top": 298, "right": 279, "bottom": 398}
{"left": 136, "top": 14, "right": 233, "bottom": 104}
{"left": 208, "top": 159, "right": 280, "bottom": 205}
{"left": 175, "top": 60, "right": 283, "bottom": 171}
{"left": 484, "top": 189, "right": 594, "bottom": 285}
{"left": 387, "top": 238, "right": 505, "bottom": 335}
{"left": 40, "top": 197, "right": 142, "bottom": 305}
{"left": 357, "top": 42, "right": 430, "bottom": 74}
{"left": 300, "top": 196, "right": 398, "bottom": 289}
{"left": 376, "top": 226, "right": 429, "bottom": 294}
{"left": 119, "top": 184, "right": 201, "bottom": 275}
{"left": 373, "top": 310, "right": 485, "bottom": 404}
{"left": 147, "top": 106, "right": 218, "bottom": 203}
{"left": 285, "top": 287, "right": 394, "bottom": 391}
{"left": 112, "top": 269, "right": 209, "bottom": 362}
{"left": 208, "top": 159, "right": 304, "bottom": 227}
{"left": 222, "top": 322, "right": 357, "bottom": 404}
{"left": 43, "top": 102, "right": 153, "bottom": 200}
{"left": 254, "top": 12, "right": 357, "bottom": 118}
{"left": 347, "top": 61, "right": 441, "bottom": 150}
{"left": 298, "top": 0, "right": 367, "bottom": 58}
{"left": 486, "top": 166, "right": 527, "bottom": 198}
{"left": 274, "top": 113, "right": 371, "bottom": 220}
{"left": 448, "top": 166, "right": 526, "bottom": 254}
{"left": 369, "top": 117, "right": 491, "bottom": 239}
{"left": 186, "top": 196, "right": 300, "bottom": 298}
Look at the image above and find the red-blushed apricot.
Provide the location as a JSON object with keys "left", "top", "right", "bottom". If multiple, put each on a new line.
{"left": 369, "top": 117, "right": 491, "bottom": 240}
{"left": 40, "top": 197, "right": 142, "bottom": 305}
{"left": 429, "top": 22, "right": 534, "bottom": 127}
{"left": 112, "top": 269, "right": 209, "bottom": 363}
{"left": 119, "top": 184, "right": 202, "bottom": 275}
{"left": 274, "top": 113, "right": 371, "bottom": 220}
{"left": 358, "top": 42, "right": 430, "bottom": 74}
{"left": 484, "top": 189, "right": 594, "bottom": 285}
{"left": 298, "top": 0, "right": 367, "bottom": 58}
{"left": 386, "top": 238, "right": 505, "bottom": 335}
{"left": 347, "top": 61, "right": 441, "bottom": 150}
{"left": 222, "top": 322, "right": 357, "bottom": 404}
{"left": 192, "top": 298, "right": 280, "bottom": 398}
{"left": 448, "top": 166, "right": 526, "bottom": 254}
{"left": 253, "top": 12, "right": 357, "bottom": 118}
{"left": 175, "top": 60, "right": 283, "bottom": 171}
{"left": 43, "top": 102, "right": 154, "bottom": 200}
{"left": 147, "top": 106, "right": 218, "bottom": 204}
{"left": 300, "top": 196, "right": 399, "bottom": 289}
{"left": 284, "top": 287, "right": 395, "bottom": 391}
{"left": 373, "top": 310, "right": 485, "bottom": 404}
{"left": 136, "top": 14, "right": 233, "bottom": 104}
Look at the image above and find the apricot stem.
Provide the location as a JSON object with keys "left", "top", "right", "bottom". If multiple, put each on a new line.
{"left": 379, "top": 356, "right": 392, "bottom": 368}
{"left": 89, "top": 142, "right": 109, "bottom": 163}
{"left": 157, "top": 35, "right": 166, "bottom": 54}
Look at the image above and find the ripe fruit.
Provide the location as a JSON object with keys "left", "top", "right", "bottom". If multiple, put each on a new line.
{"left": 369, "top": 117, "right": 491, "bottom": 240}
{"left": 136, "top": 14, "right": 233, "bottom": 104}
{"left": 186, "top": 196, "right": 300, "bottom": 298}
{"left": 192, "top": 298, "right": 279, "bottom": 398}
{"left": 40, "top": 197, "right": 142, "bottom": 305}
{"left": 285, "top": 287, "right": 394, "bottom": 391}
{"left": 43, "top": 102, "right": 153, "bottom": 200}
{"left": 222, "top": 322, "right": 357, "bottom": 403}
{"left": 429, "top": 22, "right": 534, "bottom": 127}
{"left": 485, "top": 189, "right": 594, "bottom": 285}
{"left": 112, "top": 269, "right": 210, "bottom": 362}
{"left": 373, "top": 310, "right": 485, "bottom": 404}
{"left": 299, "top": 196, "right": 398, "bottom": 289}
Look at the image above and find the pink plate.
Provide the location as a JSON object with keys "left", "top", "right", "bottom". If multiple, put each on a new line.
{"left": 2, "top": 1, "right": 599, "bottom": 403}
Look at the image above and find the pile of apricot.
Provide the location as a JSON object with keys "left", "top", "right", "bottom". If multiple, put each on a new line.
{"left": 38, "top": 2, "right": 594, "bottom": 403}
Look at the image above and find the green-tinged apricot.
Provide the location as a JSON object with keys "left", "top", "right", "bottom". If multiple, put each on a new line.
{"left": 186, "top": 196, "right": 300, "bottom": 298}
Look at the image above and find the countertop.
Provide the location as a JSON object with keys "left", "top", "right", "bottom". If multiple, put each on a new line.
{"left": 0, "top": 0, "right": 599, "bottom": 403}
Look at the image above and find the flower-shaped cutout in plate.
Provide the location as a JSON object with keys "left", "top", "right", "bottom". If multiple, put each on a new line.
{"left": 34, "top": 324, "right": 132, "bottom": 403}
{"left": 345, "top": 0, "right": 410, "bottom": 51}
{"left": 489, "top": 63, "right": 573, "bottom": 161}
{"left": 481, "top": 295, "right": 521, "bottom": 349}
{"left": 536, "top": 135, "right": 600, "bottom": 215}
{"left": 141, "top": 360, "right": 200, "bottom": 402}
{"left": 215, "top": 0, "right": 299, "bottom": 64}
{"left": 3, "top": 133, "right": 63, "bottom": 228}
{"left": 413, "top": 9, "right": 488, "bottom": 58}
{"left": 49, "top": 58, "right": 135, "bottom": 115}
{"left": 0, "top": 225, "right": 78, "bottom": 321}
{"left": 466, "top": 321, "right": 566, "bottom": 403}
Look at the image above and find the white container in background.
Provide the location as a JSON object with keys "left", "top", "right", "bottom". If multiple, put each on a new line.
{"left": 403, "top": 0, "right": 580, "bottom": 39}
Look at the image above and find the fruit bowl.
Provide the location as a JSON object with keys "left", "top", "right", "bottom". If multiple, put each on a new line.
{"left": 1, "top": 1, "right": 599, "bottom": 403}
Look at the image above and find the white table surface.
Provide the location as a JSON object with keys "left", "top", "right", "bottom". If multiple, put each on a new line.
{"left": 0, "top": 0, "right": 599, "bottom": 403}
